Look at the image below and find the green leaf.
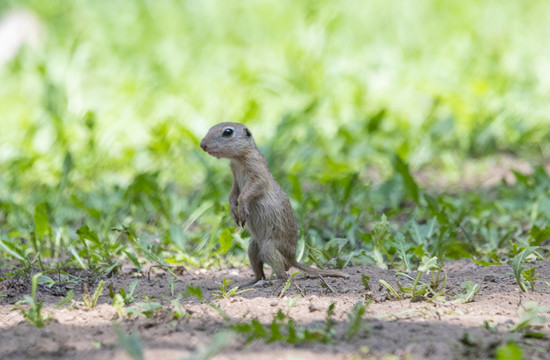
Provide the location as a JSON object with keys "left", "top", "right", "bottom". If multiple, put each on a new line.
{"left": 296, "top": 236, "right": 306, "bottom": 262}
{"left": 56, "top": 290, "right": 75, "bottom": 308}
{"left": 169, "top": 225, "right": 187, "bottom": 250}
{"left": 529, "top": 226, "right": 550, "bottom": 246}
{"left": 418, "top": 256, "right": 439, "bottom": 272}
{"left": 37, "top": 275, "right": 56, "bottom": 288}
{"left": 392, "top": 232, "right": 411, "bottom": 272}
{"left": 34, "top": 203, "right": 50, "bottom": 239}
{"left": 410, "top": 218, "right": 436, "bottom": 246}
{"left": 510, "top": 301, "right": 549, "bottom": 332}
{"left": 393, "top": 155, "right": 419, "bottom": 204}
{"left": 136, "top": 301, "right": 162, "bottom": 312}
{"left": 91, "top": 280, "right": 105, "bottom": 307}
{"left": 182, "top": 331, "right": 233, "bottom": 360}
{"left": 68, "top": 244, "right": 88, "bottom": 270}
{"left": 512, "top": 246, "right": 539, "bottom": 292}
{"left": 114, "top": 324, "right": 144, "bottom": 360}
{"left": 345, "top": 301, "right": 368, "bottom": 340}
{"left": 471, "top": 257, "right": 502, "bottom": 267}
{"left": 0, "top": 237, "right": 26, "bottom": 261}
{"left": 251, "top": 318, "right": 268, "bottom": 339}
{"left": 279, "top": 272, "right": 299, "bottom": 298}
{"left": 367, "top": 109, "right": 385, "bottom": 133}
{"left": 453, "top": 281, "right": 480, "bottom": 303}
{"left": 538, "top": 196, "right": 550, "bottom": 219}
{"left": 185, "top": 286, "right": 204, "bottom": 301}
{"left": 127, "top": 280, "right": 139, "bottom": 297}
{"left": 218, "top": 228, "right": 233, "bottom": 255}
{"left": 126, "top": 302, "right": 162, "bottom": 318}
{"left": 31, "top": 272, "right": 42, "bottom": 300}
{"left": 371, "top": 247, "right": 387, "bottom": 270}
{"left": 269, "top": 318, "right": 284, "bottom": 342}
{"left": 124, "top": 250, "right": 141, "bottom": 271}
{"left": 361, "top": 274, "right": 370, "bottom": 291}
{"left": 77, "top": 225, "right": 100, "bottom": 245}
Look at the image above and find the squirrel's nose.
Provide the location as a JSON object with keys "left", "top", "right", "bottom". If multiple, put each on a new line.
{"left": 200, "top": 141, "right": 207, "bottom": 151}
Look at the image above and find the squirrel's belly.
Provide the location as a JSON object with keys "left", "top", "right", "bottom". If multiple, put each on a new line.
{"left": 246, "top": 196, "right": 284, "bottom": 241}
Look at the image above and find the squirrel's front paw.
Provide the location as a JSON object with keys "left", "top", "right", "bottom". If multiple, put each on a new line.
{"left": 230, "top": 201, "right": 239, "bottom": 225}
{"left": 238, "top": 202, "right": 249, "bottom": 227}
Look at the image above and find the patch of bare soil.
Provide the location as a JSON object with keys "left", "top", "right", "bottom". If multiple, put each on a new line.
{"left": 1, "top": 260, "right": 550, "bottom": 360}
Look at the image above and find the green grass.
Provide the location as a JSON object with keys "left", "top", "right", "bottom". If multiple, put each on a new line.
{"left": 1, "top": 0, "right": 549, "bottom": 283}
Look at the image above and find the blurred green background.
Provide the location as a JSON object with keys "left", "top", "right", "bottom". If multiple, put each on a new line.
{"left": 1, "top": 0, "right": 550, "bottom": 272}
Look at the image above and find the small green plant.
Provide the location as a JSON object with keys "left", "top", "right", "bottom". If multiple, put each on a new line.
{"left": 82, "top": 280, "right": 105, "bottom": 308}
{"left": 109, "top": 281, "right": 138, "bottom": 316}
{"left": 213, "top": 278, "right": 254, "bottom": 299}
{"left": 14, "top": 273, "right": 49, "bottom": 327}
{"left": 382, "top": 256, "right": 446, "bottom": 302}
{"left": 32, "top": 203, "right": 50, "bottom": 271}
{"left": 14, "top": 273, "right": 74, "bottom": 328}
{"left": 111, "top": 295, "right": 124, "bottom": 316}
{"left": 119, "top": 225, "right": 176, "bottom": 279}
{"left": 411, "top": 256, "right": 445, "bottom": 301}
{"left": 521, "top": 266, "right": 538, "bottom": 292}
{"left": 109, "top": 280, "right": 138, "bottom": 306}
{"left": 114, "top": 323, "right": 144, "bottom": 360}
{"left": 125, "top": 299, "right": 163, "bottom": 318}
{"left": 183, "top": 285, "right": 229, "bottom": 320}
{"left": 56, "top": 290, "right": 75, "bottom": 308}
{"left": 361, "top": 274, "right": 370, "bottom": 291}
{"left": 231, "top": 302, "right": 340, "bottom": 344}
{"left": 482, "top": 320, "right": 498, "bottom": 332}
{"left": 183, "top": 331, "right": 234, "bottom": 360}
{"left": 168, "top": 277, "right": 176, "bottom": 296}
{"left": 72, "top": 225, "right": 122, "bottom": 275}
{"left": 369, "top": 215, "right": 392, "bottom": 269}
{"left": 511, "top": 246, "right": 539, "bottom": 292}
{"left": 345, "top": 301, "right": 370, "bottom": 340}
{"left": 283, "top": 295, "right": 301, "bottom": 315}
{"left": 509, "top": 301, "right": 549, "bottom": 333}
{"left": 378, "top": 279, "right": 401, "bottom": 299}
{"left": 279, "top": 272, "right": 299, "bottom": 298}
{"left": 169, "top": 294, "right": 188, "bottom": 319}
{"left": 453, "top": 281, "right": 481, "bottom": 304}
{"left": 0, "top": 236, "right": 33, "bottom": 275}
{"left": 495, "top": 341, "right": 523, "bottom": 360}
{"left": 460, "top": 331, "right": 480, "bottom": 357}
{"left": 185, "top": 285, "right": 204, "bottom": 301}
{"left": 392, "top": 232, "right": 412, "bottom": 273}
{"left": 324, "top": 303, "right": 337, "bottom": 339}
{"left": 231, "top": 300, "right": 371, "bottom": 344}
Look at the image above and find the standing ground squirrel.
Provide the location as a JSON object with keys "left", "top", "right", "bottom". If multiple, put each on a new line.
{"left": 200, "top": 122, "right": 349, "bottom": 286}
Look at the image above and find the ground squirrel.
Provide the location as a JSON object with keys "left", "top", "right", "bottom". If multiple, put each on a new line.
{"left": 200, "top": 122, "right": 349, "bottom": 286}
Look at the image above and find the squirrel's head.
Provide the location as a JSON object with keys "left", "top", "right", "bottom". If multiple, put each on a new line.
{"left": 200, "top": 122, "right": 255, "bottom": 159}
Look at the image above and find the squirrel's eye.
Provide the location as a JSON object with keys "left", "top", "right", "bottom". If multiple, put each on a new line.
{"left": 222, "top": 128, "right": 233, "bottom": 137}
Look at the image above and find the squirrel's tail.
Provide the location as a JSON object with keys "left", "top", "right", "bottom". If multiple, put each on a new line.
{"left": 291, "top": 261, "right": 349, "bottom": 278}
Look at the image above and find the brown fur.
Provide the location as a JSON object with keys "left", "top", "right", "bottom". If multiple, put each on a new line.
{"left": 200, "top": 122, "right": 349, "bottom": 284}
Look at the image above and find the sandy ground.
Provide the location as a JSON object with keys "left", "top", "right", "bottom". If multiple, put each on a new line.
{"left": 1, "top": 259, "right": 549, "bottom": 360}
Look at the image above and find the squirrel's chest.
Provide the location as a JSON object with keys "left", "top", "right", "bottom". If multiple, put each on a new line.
{"left": 231, "top": 163, "right": 248, "bottom": 192}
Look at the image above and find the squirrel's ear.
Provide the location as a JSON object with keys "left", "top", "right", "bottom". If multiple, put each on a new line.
{"left": 245, "top": 128, "right": 252, "bottom": 137}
